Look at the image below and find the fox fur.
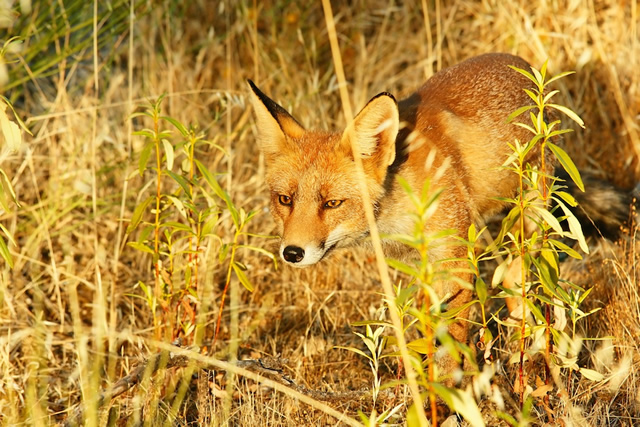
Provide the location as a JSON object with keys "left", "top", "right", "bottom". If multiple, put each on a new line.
{"left": 554, "top": 169, "right": 639, "bottom": 239}
{"left": 248, "top": 53, "right": 553, "bottom": 378}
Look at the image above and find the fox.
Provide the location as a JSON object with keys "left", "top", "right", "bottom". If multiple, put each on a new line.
{"left": 248, "top": 53, "right": 552, "bottom": 378}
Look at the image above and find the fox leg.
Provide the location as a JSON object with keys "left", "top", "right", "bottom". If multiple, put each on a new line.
{"left": 435, "top": 280, "right": 473, "bottom": 386}
{"left": 430, "top": 227, "right": 474, "bottom": 385}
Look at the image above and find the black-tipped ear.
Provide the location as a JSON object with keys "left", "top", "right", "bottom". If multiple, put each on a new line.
{"left": 341, "top": 92, "right": 399, "bottom": 172}
{"left": 247, "top": 80, "right": 305, "bottom": 155}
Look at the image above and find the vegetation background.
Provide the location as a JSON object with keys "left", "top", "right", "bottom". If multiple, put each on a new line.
{"left": 0, "top": 0, "right": 638, "bottom": 425}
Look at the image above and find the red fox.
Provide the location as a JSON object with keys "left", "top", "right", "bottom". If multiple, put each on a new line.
{"left": 248, "top": 53, "right": 549, "bottom": 376}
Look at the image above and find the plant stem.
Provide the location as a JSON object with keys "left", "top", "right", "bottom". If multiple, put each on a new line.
{"left": 518, "top": 162, "right": 527, "bottom": 409}
{"left": 153, "top": 112, "right": 163, "bottom": 339}
{"left": 213, "top": 228, "right": 241, "bottom": 348}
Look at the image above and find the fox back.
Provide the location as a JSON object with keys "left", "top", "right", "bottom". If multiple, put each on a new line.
{"left": 248, "top": 53, "right": 541, "bottom": 268}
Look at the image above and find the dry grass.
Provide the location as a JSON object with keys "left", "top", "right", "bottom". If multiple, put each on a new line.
{"left": 0, "top": 0, "right": 639, "bottom": 425}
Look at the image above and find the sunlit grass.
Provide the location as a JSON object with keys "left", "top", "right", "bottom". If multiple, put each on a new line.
{"left": 0, "top": 1, "right": 638, "bottom": 425}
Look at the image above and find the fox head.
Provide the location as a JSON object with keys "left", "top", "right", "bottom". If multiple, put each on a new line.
{"left": 248, "top": 80, "right": 399, "bottom": 267}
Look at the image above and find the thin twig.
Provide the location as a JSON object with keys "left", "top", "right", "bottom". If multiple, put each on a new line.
{"left": 63, "top": 344, "right": 371, "bottom": 427}
{"left": 64, "top": 339, "right": 191, "bottom": 427}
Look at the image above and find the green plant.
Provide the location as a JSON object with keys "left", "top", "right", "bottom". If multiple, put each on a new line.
{"left": 346, "top": 61, "right": 600, "bottom": 426}
{"left": 337, "top": 304, "right": 389, "bottom": 405}
{"left": 0, "top": 95, "right": 30, "bottom": 268}
{"left": 384, "top": 178, "right": 482, "bottom": 425}
{"left": 341, "top": 176, "right": 482, "bottom": 425}
{"left": 0, "top": 1, "right": 143, "bottom": 97}
{"left": 477, "top": 62, "right": 597, "bottom": 413}
{"left": 128, "top": 94, "right": 276, "bottom": 343}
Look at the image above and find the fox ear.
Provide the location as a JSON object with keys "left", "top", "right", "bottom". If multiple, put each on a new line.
{"left": 247, "top": 80, "right": 305, "bottom": 156}
{"left": 342, "top": 93, "right": 399, "bottom": 170}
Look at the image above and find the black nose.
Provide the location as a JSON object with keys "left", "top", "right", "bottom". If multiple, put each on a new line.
{"left": 283, "top": 245, "right": 305, "bottom": 263}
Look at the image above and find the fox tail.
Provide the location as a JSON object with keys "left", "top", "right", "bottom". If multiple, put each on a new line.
{"left": 556, "top": 169, "right": 639, "bottom": 240}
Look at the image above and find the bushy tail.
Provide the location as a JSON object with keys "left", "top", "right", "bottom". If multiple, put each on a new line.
{"left": 555, "top": 169, "right": 639, "bottom": 240}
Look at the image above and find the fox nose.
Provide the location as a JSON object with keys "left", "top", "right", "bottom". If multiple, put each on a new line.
{"left": 282, "top": 245, "right": 305, "bottom": 263}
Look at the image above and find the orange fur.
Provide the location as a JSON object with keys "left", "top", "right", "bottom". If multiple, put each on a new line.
{"left": 249, "top": 53, "right": 546, "bottom": 379}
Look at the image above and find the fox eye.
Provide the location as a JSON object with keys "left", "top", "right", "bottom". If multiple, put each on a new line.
{"left": 324, "top": 199, "right": 343, "bottom": 209}
{"left": 278, "top": 195, "right": 292, "bottom": 206}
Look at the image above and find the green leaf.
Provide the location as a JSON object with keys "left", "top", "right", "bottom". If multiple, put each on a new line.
{"left": 0, "top": 234, "right": 14, "bottom": 268}
{"left": 496, "top": 411, "right": 518, "bottom": 426}
{"left": 232, "top": 261, "right": 254, "bottom": 292}
{"left": 166, "top": 170, "right": 191, "bottom": 197}
{"left": 237, "top": 244, "right": 278, "bottom": 267}
{"left": 476, "top": 276, "right": 488, "bottom": 305}
{"left": 548, "top": 103, "right": 585, "bottom": 128}
{"left": 548, "top": 239, "right": 582, "bottom": 260}
{"left": 532, "top": 66, "right": 544, "bottom": 87}
{"left": 492, "top": 258, "right": 510, "bottom": 288}
{"left": 406, "top": 403, "right": 427, "bottom": 427}
{"left": 513, "top": 122, "right": 537, "bottom": 134}
{"left": 490, "top": 207, "right": 521, "bottom": 249}
{"left": 162, "top": 139, "right": 174, "bottom": 171}
{"left": 356, "top": 411, "right": 371, "bottom": 425}
{"left": 166, "top": 195, "right": 187, "bottom": 218}
{"left": 201, "top": 214, "right": 220, "bottom": 237}
{"left": 531, "top": 205, "right": 564, "bottom": 236}
{"left": 219, "top": 243, "right": 230, "bottom": 263}
{"left": 195, "top": 159, "right": 239, "bottom": 229}
{"left": 351, "top": 319, "right": 393, "bottom": 327}
{"left": 0, "top": 102, "right": 22, "bottom": 152}
{"left": 543, "top": 89, "right": 560, "bottom": 104}
{"left": 548, "top": 141, "right": 584, "bottom": 191}
{"left": 467, "top": 223, "right": 477, "bottom": 242}
{"left": 0, "top": 223, "right": 15, "bottom": 247}
{"left": 127, "top": 241, "right": 155, "bottom": 254}
{"left": 130, "top": 111, "right": 153, "bottom": 120}
{"left": 386, "top": 258, "right": 420, "bottom": 278}
{"left": 154, "top": 93, "right": 168, "bottom": 110}
{"left": 545, "top": 70, "right": 575, "bottom": 86}
{"left": 133, "top": 129, "right": 156, "bottom": 139}
{"left": 525, "top": 299, "right": 546, "bottom": 323}
{"left": 334, "top": 345, "right": 373, "bottom": 362}
{"left": 127, "top": 195, "right": 154, "bottom": 234}
{"left": 407, "top": 338, "right": 432, "bottom": 355}
{"left": 547, "top": 127, "right": 573, "bottom": 139}
{"left": 161, "top": 115, "right": 189, "bottom": 137}
{"left": 1, "top": 95, "right": 31, "bottom": 135}
{"left": 483, "top": 327, "right": 493, "bottom": 345}
{"left": 540, "top": 60, "right": 549, "bottom": 79}
{"left": 522, "top": 133, "right": 544, "bottom": 158}
{"left": 537, "top": 254, "right": 559, "bottom": 294}
{"left": 441, "top": 300, "right": 477, "bottom": 320}
{"left": 507, "top": 105, "right": 536, "bottom": 123}
{"left": 531, "top": 111, "right": 542, "bottom": 133}
{"left": 541, "top": 247, "right": 559, "bottom": 275}
{"left": 138, "top": 141, "right": 154, "bottom": 176}
{"left": 162, "top": 221, "right": 193, "bottom": 233}
{"left": 554, "top": 198, "right": 589, "bottom": 254}
{"left": 523, "top": 88, "right": 539, "bottom": 105}
{"left": 509, "top": 65, "right": 536, "bottom": 86}
{"left": 553, "top": 191, "right": 577, "bottom": 207}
